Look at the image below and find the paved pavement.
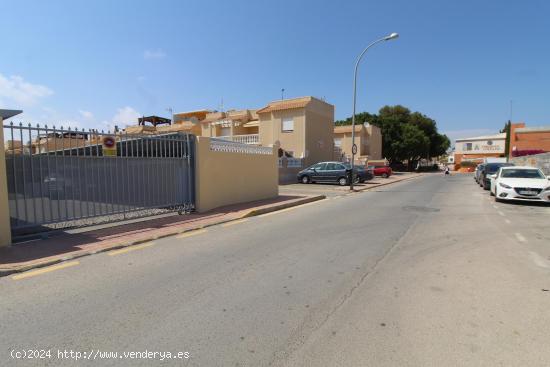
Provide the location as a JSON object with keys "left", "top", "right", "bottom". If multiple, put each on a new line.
{"left": 1, "top": 174, "right": 549, "bottom": 366}
{"left": 280, "top": 172, "right": 420, "bottom": 198}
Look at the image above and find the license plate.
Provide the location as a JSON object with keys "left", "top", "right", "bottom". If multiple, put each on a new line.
{"left": 519, "top": 190, "right": 537, "bottom": 195}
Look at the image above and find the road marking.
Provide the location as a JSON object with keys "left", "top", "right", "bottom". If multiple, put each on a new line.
{"left": 108, "top": 242, "right": 154, "bottom": 256}
{"left": 12, "top": 261, "right": 80, "bottom": 280}
{"left": 515, "top": 233, "right": 527, "bottom": 243}
{"left": 505, "top": 219, "right": 511, "bottom": 224}
{"left": 258, "top": 199, "right": 328, "bottom": 218}
{"left": 258, "top": 206, "right": 299, "bottom": 217}
{"left": 222, "top": 219, "right": 248, "bottom": 227}
{"left": 176, "top": 229, "right": 207, "bottom": 239}
{"left": 498, "top": 211, "right": 505, "bottom": 217}
{"left": 492, "top": 205, "right": 498, "bottom": 209}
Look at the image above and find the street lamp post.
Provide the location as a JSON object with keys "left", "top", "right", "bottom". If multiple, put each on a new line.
{"left": 349, "top": 32, "right": 399, "bottom": 190}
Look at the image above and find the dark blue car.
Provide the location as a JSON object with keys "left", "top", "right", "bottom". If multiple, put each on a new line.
{"left": 297, "top": 161, "right": 372, "bottom": 186}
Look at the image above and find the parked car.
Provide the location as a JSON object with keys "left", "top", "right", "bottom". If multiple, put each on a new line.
{"left": 489, "top": 166, "right": 550, "bottom": 202}
{"left": 479, "top": 162, "right": 514, "bottom": 190}
{"left": 368, "top": 165, "right": 392, "bottom": 178}
{"left": 474, "top": 163, "right": 486, "bottom": 184}
{"left": 297, "top": 161, "right": 368, "bottom": 186}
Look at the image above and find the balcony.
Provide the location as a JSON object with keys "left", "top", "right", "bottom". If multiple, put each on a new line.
{"left": 217, "top": 134, "right": 259, "bottom": 145}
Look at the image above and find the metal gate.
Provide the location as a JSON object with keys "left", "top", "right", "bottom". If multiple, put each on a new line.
{"left": 3, "top": 123, "right": 195, "bottom": 235}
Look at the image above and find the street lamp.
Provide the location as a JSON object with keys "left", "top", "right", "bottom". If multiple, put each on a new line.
{"left": 349, "top": 32, "right": 399, "bottom": 190}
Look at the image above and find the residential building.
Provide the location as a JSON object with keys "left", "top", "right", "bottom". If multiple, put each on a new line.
{"left": 256, "top": 96, "right": 334, "bottom": 166}
{"left": 121, "top": 96, "right": 335, "bottom": 166}
{"left": 510, "top": 122, "right": 550, "bottom": 157}
{"left": 333, "top": 123, "right": 382, "bottom": 163}
{"left": 453, "top": 133, "right": 506, "bottom": 164}
{"left": 199, "top": 109, "right": 259, "bottom": 145}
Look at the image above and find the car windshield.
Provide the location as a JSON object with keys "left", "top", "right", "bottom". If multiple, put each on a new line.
{"left": 486, "top": 163, "right": 512, "bottom": 174}
{"left": 501, "top": 169, "right": 545, "bottom": 179}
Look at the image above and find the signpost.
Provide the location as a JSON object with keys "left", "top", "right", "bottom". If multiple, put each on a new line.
{"left": 102, "top": 136, "right": 117, "bottom": 157}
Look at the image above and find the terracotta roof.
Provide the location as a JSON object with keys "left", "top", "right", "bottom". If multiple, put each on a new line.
{"left": 334, "top": 125, "right": 363, "bottom": 134}
{"left": 257, "top": 97, "right": 313, "bottom": 114}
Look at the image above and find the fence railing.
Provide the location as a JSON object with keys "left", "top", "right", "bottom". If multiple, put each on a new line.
{"left": 210, "top": 138, "right": 272, "bottom": 155}
{"left": 3, "top": 122, "right": 195, "bottom": 234}
{"left": 217, "top": 134, "right": 259, "bottom": 145}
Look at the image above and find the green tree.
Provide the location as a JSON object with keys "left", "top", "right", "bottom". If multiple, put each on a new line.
{"left": 334, "top": 111, "right": 375, "bottom": 126}
{"left": 500, "top": 121, "right": 511, "bottom": 156}
{"left": 335, "top": 105, "right": 449, "bottom": 169}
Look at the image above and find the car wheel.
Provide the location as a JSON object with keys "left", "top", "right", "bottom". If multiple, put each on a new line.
{"left": 338, "top": 177, "right": 348, "bottom": 186}
{"left": 301, "top": 175, "right": 310, "bottom": 184}
{"left": 382, "top": 173, "right": 389, "bottom": 178}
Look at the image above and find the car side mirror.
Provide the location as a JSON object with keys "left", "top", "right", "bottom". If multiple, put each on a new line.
{"left": 488, "top": 174, "right": 496, "bottom": 179}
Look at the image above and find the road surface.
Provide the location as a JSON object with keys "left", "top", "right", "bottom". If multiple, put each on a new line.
{"left": 1, "top": 174, "right": 550, "bottom": 366}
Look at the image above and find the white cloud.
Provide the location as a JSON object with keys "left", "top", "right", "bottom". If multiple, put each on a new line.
{"left": 101, "top": 106, "right": 141, "bottom": 132}
{"left": 143, "top": 49, "right": 166, "bottom": 60}
{"left": 0, "top": 73, "right": 53, "bottom": 107}
{"left": 79, "top": 110, "right": 94, "bottom": 119}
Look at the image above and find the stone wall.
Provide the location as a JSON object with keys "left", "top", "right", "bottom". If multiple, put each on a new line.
{"left": 510, "top": 152, "right": 550, "bottom": 175}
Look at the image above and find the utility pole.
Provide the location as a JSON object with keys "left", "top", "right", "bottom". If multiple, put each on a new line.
{"left": 281, "top": 88, "right": 285, "bottom": 100}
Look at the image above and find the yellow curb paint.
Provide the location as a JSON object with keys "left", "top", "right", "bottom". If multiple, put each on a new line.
{"left": 258, "top": 199, "right": 328, "bottom": 218}
{"left": 12, "top": 261, "right": 80, "bottom": 280}
{"left": 222, "top": 219, "right": 248, "bottom": 227}
{"left": 107, "top": 242, "right": 154, "bottom": 256}
{"left": 258, "top": 206, "right": 298, "bottom": 217}
{"left": 176, "top": 229, "right": 207, "bottom": 239}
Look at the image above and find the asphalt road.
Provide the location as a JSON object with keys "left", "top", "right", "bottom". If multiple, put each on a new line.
{"left": 2, "top": 174, "right": 550, "bottom": 366}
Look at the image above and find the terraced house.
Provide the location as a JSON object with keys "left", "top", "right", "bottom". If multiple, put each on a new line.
{"left": 164, "top": 96, "right": 335, "bottom": 167}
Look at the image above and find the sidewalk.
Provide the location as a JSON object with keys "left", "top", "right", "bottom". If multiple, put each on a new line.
{"left": 0, "top": 195, "right": 324, "bottom": 276}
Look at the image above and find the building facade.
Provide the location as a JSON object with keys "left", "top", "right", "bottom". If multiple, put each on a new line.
{"left": 510, "top": 122, "right": 550, "bottom": 157}
{"left": 256, "top": 97, "right": 334, "bottom": 166}
{"left": 333, "top": 123, "right": 382, "bottom": 163}
{"left": 453, "top": 133, "right": 506, "bottom": 164}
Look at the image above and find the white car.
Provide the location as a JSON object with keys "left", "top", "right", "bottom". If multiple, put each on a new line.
{"left": 489, "top": 166, "right": 550, "bottom": 203}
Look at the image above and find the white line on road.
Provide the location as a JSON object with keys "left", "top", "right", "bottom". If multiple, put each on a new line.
{"left": 498, "top": 211, "right": 505, "bottom": 217}
{"left": 505, "top": 219, "right": 511, "bottom": 224}
{"left": 515, "top": 233, "right": 527, "bottom": 243}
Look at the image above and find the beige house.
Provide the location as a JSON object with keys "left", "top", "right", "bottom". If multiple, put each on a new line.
{"left": 333, "top": 123, "right": 382, "bottom": 162}
{"left": 256, "top": 96, "right": 335, "bottom": 166}
{"left": 121, "top": 96, "right": 336, "bottom": 167}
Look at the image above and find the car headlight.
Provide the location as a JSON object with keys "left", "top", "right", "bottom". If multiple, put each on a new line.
{"left": 499, "top": 183, "right": 512, "bottom": 189}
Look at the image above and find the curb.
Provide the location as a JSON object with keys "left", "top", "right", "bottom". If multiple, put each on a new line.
{"left": 0, "top": 195, "right": 326, "bottom": 278}
{"left": 350, "top": 173, "right": 423, "bottom": 193}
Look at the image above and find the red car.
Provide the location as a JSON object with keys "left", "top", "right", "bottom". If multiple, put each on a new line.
{"left": 367, "top": 165, "right": 392, "bottom": 178}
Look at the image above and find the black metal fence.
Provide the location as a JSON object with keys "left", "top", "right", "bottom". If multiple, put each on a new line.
{"left": 3, "top": 123, "right": 195, "bottom": 234}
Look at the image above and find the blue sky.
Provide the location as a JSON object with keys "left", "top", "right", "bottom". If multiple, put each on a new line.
{"left": 0, "top": 0, "right": 548, "bottom": 143}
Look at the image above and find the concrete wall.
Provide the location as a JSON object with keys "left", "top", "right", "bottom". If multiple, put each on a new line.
{"left": 0, "top": 118, "right": 12, "bottom": 246}
{"left": 194, "top": 137, "right": 278, "bottom": 212}
{"left": 510, "top": 152, "right": 550, "bottom": 175}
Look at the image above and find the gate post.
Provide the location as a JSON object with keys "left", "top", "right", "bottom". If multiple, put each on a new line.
{"left": 0, "top": 117, "right": 12, "bottom": 247}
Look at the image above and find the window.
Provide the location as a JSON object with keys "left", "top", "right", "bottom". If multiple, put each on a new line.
{"left": 311, "top": 163, "right": 326, "bottom": 171}
{"left": 464, "top": 143, "right": 472, "bottom": 151}
{"left": 334, "top": 138, "right": 342, "bottom": 148}
{"left": 282, "top": 117, "right": 294, "bottom": 132}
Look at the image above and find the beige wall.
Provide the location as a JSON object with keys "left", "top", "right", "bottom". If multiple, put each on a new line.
{"left": 0, "top": 118, "right": 12, "bottom": 246}
{"left": 194, "top": 137, "right": 278, "bottom": 212}
{"left": 366, "top": 125, "right": 382, "bottom": 160}
{"left": 259, "top": 109, "right": 306, "bottom": 158}
{"left": 304, "top": 99, "right": 334, "bottom": 166}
